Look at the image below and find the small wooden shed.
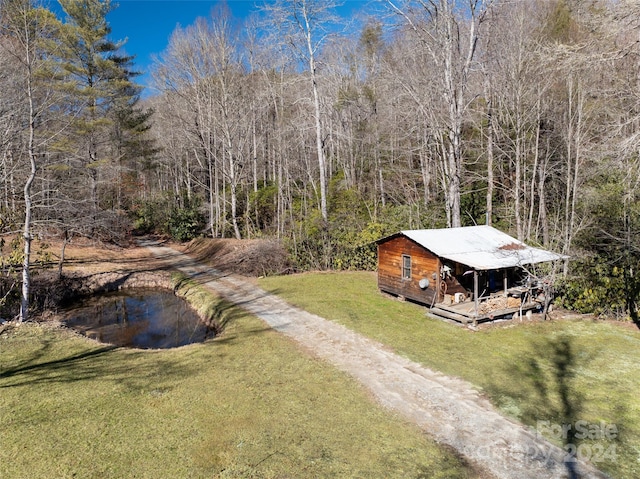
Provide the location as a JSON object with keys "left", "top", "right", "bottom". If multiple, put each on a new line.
{"left": 377, "top": 226, "right": 566, "bottom": 325}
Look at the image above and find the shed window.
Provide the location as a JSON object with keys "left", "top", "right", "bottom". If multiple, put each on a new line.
{"left": 402, "top": 255, "right": 412, "bottom": 280}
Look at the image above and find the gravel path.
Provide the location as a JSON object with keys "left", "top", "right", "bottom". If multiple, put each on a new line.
{"left": 142, "top": 240, "right": 608, "bottom": 479}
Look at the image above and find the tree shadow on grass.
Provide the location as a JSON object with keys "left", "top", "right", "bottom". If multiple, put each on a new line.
{"left": 0, "top": 302, "right": 278, "bottom": 393}
{"left": 0, "top": 337, "right": 199, "bottom": 392}
{"left": 0, "top": 340, "right": 114, "bottom": 383}
{"left": 523, "top": 335, "right": 584, "bottom": 479}
{"left": 486, "top": 334, "right": 587, "bottom": 478}
{"left": 485, "top": 331, "right": 633, "bottom": 478}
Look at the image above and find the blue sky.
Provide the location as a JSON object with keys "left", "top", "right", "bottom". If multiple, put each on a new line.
{"left": 107, "top": 1, "right": 254, "bottom": 81}
{"left": 52, "top": 0, "right": 375, "bottom": 96}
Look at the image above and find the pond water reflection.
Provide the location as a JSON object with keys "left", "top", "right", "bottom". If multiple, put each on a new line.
{"left": 63, "top": 289, "right": 214, "bottom": 349}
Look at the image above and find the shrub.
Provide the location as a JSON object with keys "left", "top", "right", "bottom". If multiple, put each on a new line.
{"left": 556, "top": 256, "right": 628, "bottom": 319}
{"left": 166, "top": 195, "right": 205, "bottom": 242}
{"left": 130, "top": 193, "right": 204, "bottom": 242}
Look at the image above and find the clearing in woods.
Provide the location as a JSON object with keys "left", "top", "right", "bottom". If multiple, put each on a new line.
{"left": 141, "top": 239, "right": 608, "bottom": 479}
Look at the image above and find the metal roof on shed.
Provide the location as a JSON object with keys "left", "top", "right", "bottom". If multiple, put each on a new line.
{"left": 385, "top": 225, "right": 566, "bottom": 270}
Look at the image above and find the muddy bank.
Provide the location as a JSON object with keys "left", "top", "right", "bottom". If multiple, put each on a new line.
{"left": 0, "top": 271, "right": 165, "bottom": 320}
{"left": 1, "top": 270, "right": 219, "bottom": 331}
{"left": 60, "top": 271, "right": 175, "bottom": 301}
{"left": 24, "top": 270, "right": 173, "bottom": 312}
{"left": 62, "top": 271, "right": 230, "bottom": 334}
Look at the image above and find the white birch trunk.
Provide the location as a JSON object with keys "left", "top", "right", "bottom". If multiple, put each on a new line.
{"left": 20, "top": 14, "right": 37, "bottom": 323}
{"left": 306, "top": 30, "right": 328, "bottom": 221}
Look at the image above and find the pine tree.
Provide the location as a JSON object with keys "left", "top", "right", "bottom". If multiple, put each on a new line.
{"left": 55, "top": 0, "right": 154, "bottom": 234}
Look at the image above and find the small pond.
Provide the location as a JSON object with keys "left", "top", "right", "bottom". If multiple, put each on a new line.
{"left": 63, "top": 289, "right": 214, "bottom": 349}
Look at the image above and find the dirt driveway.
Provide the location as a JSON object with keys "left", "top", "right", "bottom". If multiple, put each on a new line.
{"left": 141, "top": 240, "right": 608, "bottom": 479}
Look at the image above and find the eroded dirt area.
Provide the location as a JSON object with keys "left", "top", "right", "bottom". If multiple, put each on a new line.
{"left": 3, "top": 236, "right": 291, "bottom": 319}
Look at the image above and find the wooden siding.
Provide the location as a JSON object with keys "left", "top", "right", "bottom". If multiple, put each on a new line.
{"left": 378, "top": 236, "right": 440, "bottom": 305}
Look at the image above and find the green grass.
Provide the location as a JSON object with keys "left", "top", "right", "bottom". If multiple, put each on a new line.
{"left": 258, "top": 271, "right": 640, "bottom": 479}
{"left": 0, "top": 286, "right": 481, "bottom": 478}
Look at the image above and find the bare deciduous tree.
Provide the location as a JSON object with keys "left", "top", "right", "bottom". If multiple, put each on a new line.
{"left": 386, "top": 0, "right": 492, "bottom": 227}
{"left": 263, "top": 0, "right": 343, "bottom": 222}
{"left": 0, "top": 0, "right": 63, "bottom": 321}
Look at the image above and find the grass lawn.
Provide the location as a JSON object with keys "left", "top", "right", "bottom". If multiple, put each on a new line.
{"left": 0, "top": 289, "right": 482, "bottom": 478}
{"left": 258, "top": 271, "right": 640, "bottom": 479}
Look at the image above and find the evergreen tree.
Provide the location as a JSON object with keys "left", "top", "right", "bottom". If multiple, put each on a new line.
{"left": 55, "top": 0, "right": 154, "bottom": 234}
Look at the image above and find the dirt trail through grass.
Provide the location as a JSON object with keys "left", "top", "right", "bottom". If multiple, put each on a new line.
{"left": 141, "top": 240, "right": 608, "bottom": 479}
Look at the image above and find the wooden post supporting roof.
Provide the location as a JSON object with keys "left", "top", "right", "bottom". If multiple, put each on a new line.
{"left": 473, "top": 270, "right": 479, "bottom": 321}
{"left": 503, "top": 269, "right": 508, "bottom": 295}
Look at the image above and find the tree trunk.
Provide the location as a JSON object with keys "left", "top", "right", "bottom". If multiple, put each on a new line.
{"left": 57, "top": 230, "right": 69, "bottom": 280}
{"left": 20, "top": 35, "right": 37, "bottom": 323}
{"left": 515, "top": 126, "right": 523, "bottom": 240}
{"left": 527, "top": 98, "right": 542, "bottom": 240}
{"left": 208, "top": 151, "right": 216, "bottom": 238}
{"left": 485, "top": 78, "right": 494, "bottom": 226}
{"left": 539, "top": 141, "right": 550, "bottom": 247}
{"left": 309, "top": 51, "right": 328, "bottom": 221}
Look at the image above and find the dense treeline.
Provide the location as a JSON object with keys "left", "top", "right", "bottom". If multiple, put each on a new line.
{"left": 2, "top": 0, "right": 640, "bottom": 324}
